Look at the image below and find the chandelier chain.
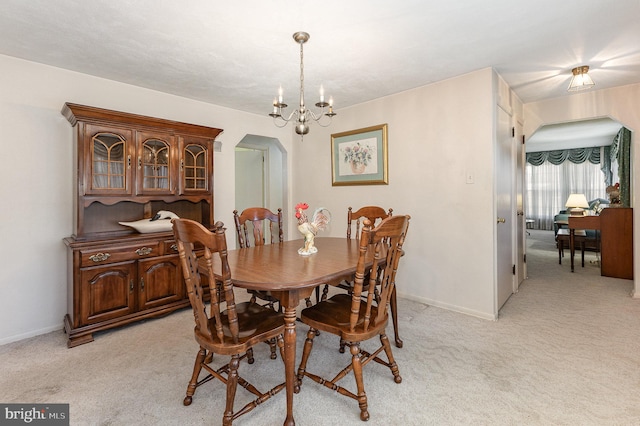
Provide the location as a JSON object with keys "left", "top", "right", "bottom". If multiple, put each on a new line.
{"left": 299, "top": 41, "right": 305, "bottom": 109}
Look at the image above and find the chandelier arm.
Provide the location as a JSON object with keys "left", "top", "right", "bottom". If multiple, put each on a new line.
{"left": 307, "top": 109, "right": 328, "bottom": 122}
{"left": 309, "top": 109, "right": 334, "bottom": 127}
{"left": 315, "top": 118, "right": 334, "bottom": 128}
{"left": 273, "top": 109, "right": 299, "bottom": 126}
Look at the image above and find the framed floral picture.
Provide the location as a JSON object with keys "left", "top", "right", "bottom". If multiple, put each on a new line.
{"left": 331, "top": 123, "right": 388, "bottom": 186}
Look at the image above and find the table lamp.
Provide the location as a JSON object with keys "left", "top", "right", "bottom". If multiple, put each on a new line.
{"left": 565, "top": 193, "right": 589, "bottom": 216}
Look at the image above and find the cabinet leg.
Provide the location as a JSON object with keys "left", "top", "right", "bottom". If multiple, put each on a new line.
{"left": 64, "top": 315, "right": 95, "bottom": 348}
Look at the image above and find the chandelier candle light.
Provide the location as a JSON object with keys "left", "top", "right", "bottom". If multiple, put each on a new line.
{"left": 269, "top": 32, "right": 336, "bottom": 138}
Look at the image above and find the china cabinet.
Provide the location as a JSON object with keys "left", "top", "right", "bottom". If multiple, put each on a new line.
{"left": 62, "top": 103, "right": 222, "bottom": 347}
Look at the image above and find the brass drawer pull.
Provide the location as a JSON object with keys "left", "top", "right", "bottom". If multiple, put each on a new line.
{"left": 89, "top": 253, "right": 111, "bottom": 262}
{"left": 170, "top": 244, "right": 178, "bottom": 252}
{"left": 136, "top": 247, "right": 153, "bottom": 256}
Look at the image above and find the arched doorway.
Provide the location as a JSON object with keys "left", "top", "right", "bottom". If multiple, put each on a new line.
{"left": 235, "top": 134, "right": 288, "bottom": 237}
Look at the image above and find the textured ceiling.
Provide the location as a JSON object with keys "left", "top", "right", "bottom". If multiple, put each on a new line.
{"left": 526, "top": 118, "right": 622, "bottom": 152}
{"left": 0, "top": 0, "right": 638, "bottom": 148}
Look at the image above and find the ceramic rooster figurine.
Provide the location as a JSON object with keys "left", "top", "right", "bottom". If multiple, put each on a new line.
{"left": 295, "top": 202, "right": 331, "bottom": 255}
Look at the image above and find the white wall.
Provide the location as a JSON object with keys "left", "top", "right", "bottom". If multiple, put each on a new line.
{"left": 0, "top": 54, "right": 292, "bottom": 344}
{"left": 524, "top": 83, "right": 640, "bottom": 297}
{"left": 290, "top": 68, "right": 499, "bottom": 319}
{"left": 0, "top": 54, "right": 526, "bottom": 344}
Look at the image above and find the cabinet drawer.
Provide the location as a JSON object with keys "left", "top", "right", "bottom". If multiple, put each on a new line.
{"left": 80, "top": 242, "right": 160, "bottom": 267}
{"left": 162, "top": 239, "right": 179, "bottom": 255}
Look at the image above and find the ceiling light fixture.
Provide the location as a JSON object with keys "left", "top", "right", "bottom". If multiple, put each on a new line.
{"left": 269, "top": 32, "right": 336, "bottom": 139}
{"left": 567, "top": 65, "right": 595, "bottom": 92}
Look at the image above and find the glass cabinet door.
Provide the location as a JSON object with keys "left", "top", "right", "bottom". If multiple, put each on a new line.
{"left": 183, "top": 144, "right": 206, "bottom": 190}
{"left": 142, "top": 139, "right": 170, "bottom": 190}
{"left": 85, "top": 124, "right": 133, "bottom": 195}
{"left": 136, "top": 132, "right": 176, "bottom": 195}
{"left": 179, "top": 137, "right": 212, "bottom": 194}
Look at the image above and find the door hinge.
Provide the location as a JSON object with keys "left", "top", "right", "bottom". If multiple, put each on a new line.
{"left": 522, "top": 135, "right": 525, "bottom": 145}
{"left": 512, "top": 127, "right": 515, "bottom": 137}
{"left": 524, "top": 253, "right": 526, "bottom": 263}
{"left": 512, "top": 264, "right": 516, "bottom": 275}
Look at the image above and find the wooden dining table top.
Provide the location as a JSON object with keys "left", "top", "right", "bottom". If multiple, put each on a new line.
{"left": 203, "top": 237, "right": 364, "bottom": 290}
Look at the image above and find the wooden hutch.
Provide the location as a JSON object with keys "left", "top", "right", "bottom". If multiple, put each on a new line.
{"left": 62, "top": 103, "right": 222, "bottom": 347}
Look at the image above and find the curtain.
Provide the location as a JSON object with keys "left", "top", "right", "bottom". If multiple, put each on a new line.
{"left": 616, "top": 127, "right": 631, "bottom": 207}
{"left": 525, "top": 160, "right": 608, "bottom": 230}
{"left": 526, "top": 147, "right": 601, "bottom": 166}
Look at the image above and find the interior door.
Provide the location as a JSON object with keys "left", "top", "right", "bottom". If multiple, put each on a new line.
{"left": 496, "top": 106, "right": 515, "bottom": 311}
{"left": 235, "top": 148, "right": 270, "bottom": 243}
{"left": 515, "top": 121, "right": 526, "bottom": 288}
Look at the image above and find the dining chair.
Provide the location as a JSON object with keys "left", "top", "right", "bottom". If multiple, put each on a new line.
{"left": 322, "top": 206, "right": 393, "bottom": 302}
{"left": 330, "top": 206, "right": 403, "bottom": 351}
{"left": 172, "top": 218, "right": 286, "bottom": 426}
{"left": 233, "top": 207, "right": 284, "bottom": 311}
{"left": 234, "top": 207, "right": 318, "bottom": 310}
{"left": 295, "top": 215, "right": 410, "bottom": 421}
{"left": 346, "top": 206, "right": 393, "bottom": 240}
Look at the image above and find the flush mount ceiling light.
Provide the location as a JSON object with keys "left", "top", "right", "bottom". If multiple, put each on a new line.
{"left": 269, "top": 32, "right": 336, "bottom": 139}
{"left": 567, "top": 65, "right": 595, "bottom": 92}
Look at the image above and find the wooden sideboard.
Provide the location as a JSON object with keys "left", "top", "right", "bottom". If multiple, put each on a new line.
{"left": 62, "top": 103, "right": 223, "bottom": 347}
{"left": 568, "top": 207, "right": 633, "bottom": 280}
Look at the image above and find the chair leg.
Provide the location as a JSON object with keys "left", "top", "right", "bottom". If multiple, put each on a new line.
{"left": 267, "top": 338, "right": 277, "bottom": 360}
{"left": 321, "top": 284, "right": 330, "bottom": 302}
{"left": 339, "top": 338, "right": 347, "bottom": 353}
{"left": 349, "top": 343, "right": 369, "bottom": 422}
{"left": 246, "top": 347, "right": 255, "bottom": 364}
{"left": 380, "top": 333, "right": 402, "bottom": 384}
{"left": 390, "top": 287, "right": 402, "bottom": 348}
{"left": 295, "top": 327, "right": 317, "bottom": 393}
{"left": 184, "top": 348, "right": 207, "bottom": 406}
{"left": 223, "top": 355, "right": 240, "bottom": 426}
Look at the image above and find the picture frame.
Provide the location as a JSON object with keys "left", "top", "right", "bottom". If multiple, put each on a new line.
{"left": 331, "top": 123, "right": 388, "bottom": 186}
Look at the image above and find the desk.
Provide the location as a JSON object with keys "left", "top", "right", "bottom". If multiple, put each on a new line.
{"left": 568, "top": 208, "right": 634, "bottom": 279}
{"left": 200, "top": 237, "right": 365, "bottom": 426}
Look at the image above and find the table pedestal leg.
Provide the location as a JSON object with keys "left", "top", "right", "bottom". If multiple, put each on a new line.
{"left": 283, "top": 304, "right": 296, "bottom": 426}
{"left": 271, "top": 287, "right": 312, "bottom": 426}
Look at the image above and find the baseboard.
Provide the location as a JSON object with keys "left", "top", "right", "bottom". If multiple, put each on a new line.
{"left": 397, "top": 291, "right": 497, "bottom": 321}
{"left": 0, "top": 324, "right": 63, "bottom": 346}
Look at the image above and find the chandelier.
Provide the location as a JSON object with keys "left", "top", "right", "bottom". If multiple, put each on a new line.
{"left": 269, "top": 32, "right": 336, "bottom": 137}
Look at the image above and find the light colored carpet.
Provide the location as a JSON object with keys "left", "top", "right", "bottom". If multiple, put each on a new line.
{"left": 2, "top": 229, "right": 640, "bottom": 425}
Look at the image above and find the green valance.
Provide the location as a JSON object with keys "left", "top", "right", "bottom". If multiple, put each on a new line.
{"left": 526, "top": 147, "right": 601, "bottom": 166}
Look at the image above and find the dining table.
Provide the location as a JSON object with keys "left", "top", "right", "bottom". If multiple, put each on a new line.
{"left": 199, "top": 236, "right": 367, "bottom": 426}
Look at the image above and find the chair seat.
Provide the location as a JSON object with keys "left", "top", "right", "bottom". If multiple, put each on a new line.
{"left": 196, "top": 302, "right": 285, "bottom": 352}
{"left": 300, "top": 294, "right": 386, "bottom": 342}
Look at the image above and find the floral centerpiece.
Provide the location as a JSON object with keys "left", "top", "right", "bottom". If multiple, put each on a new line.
{"left": 341, "top": 141, "right": 373, "bottom": 174}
